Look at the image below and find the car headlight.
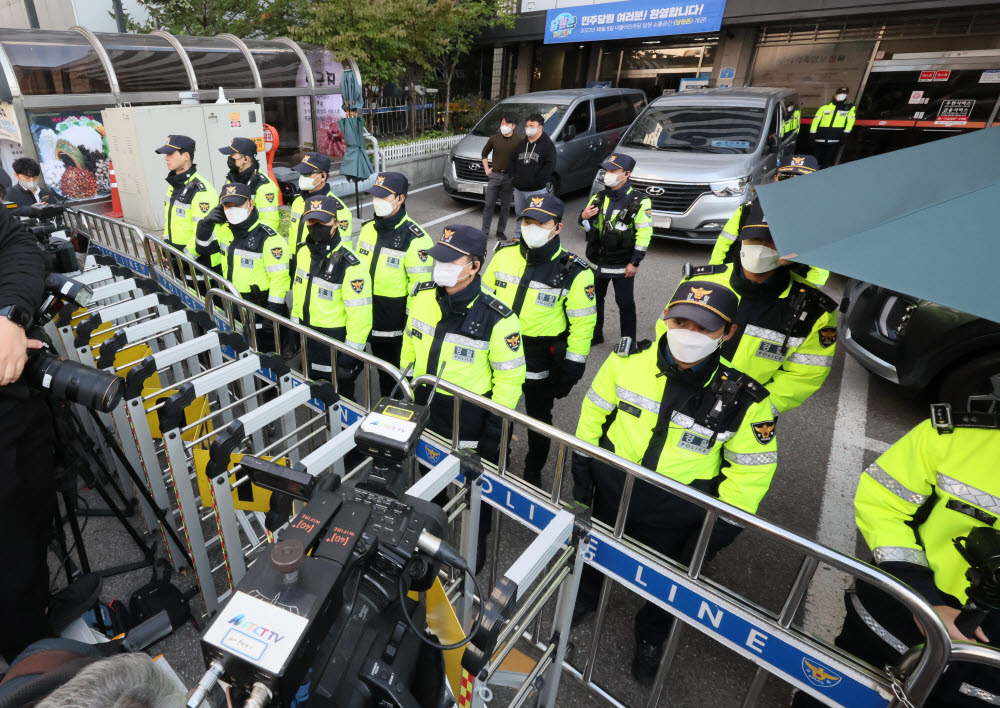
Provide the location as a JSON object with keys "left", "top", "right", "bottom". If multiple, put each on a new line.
{"left": 876, "top": 294, "right": 919, "bottom": 341}
{"left": 710, "top": 176, "right": 750, "bottom": 197}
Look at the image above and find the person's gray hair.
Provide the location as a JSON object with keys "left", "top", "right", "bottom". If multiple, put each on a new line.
{"left": 38, "top": 652, "right": 187, "bottom": 708}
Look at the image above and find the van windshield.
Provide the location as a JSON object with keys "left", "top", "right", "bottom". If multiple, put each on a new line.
{"left": 470, "top": 102, "right": 567, "bottom": 137}
{"left": 621, "top": 105, "right": 766, "bottom": 154}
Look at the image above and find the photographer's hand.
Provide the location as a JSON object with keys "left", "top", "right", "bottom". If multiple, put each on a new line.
{"left": 0, "top": 318, "right": 43, "bottom": 385}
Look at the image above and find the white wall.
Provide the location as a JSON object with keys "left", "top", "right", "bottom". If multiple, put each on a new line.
{"left": 521, "top": 0, "right": 628, "bottom": 12}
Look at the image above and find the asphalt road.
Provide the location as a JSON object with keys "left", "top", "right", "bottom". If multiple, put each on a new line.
{"left": 59, "top": 178, "right": 930, "bottom": 708}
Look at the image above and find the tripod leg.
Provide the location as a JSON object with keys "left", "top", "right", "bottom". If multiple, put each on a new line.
{"left": 60, "top": 490, "right": 91, "bottom": 577}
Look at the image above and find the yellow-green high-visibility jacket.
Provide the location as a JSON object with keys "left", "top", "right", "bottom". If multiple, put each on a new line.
{"left": 482, "top": 236, "right": 596, "bottom": 376}
{"left": 288, "top": 188, "right": 352, "bottom": 256}
{"left": 213, "top": 215, "right": 290, "bottom": 310}
{"left": 810, "top": 101, "right": 856, "bottom": 143}
{"left": 680, "top": 262, "right": 837, "bottom": 415}
{"left": 578, "top": 185, "right": 653, "bottom": 275}
{"left": 575, "top": 340, "right": 778, "bottom": 515}
{"left": 290, "top": 238, "right": 372, "bottom": 352}
{"left": 163, "top": 168, "right": 217, "bottom": 250}
{"left": 855, "top": 412, "right": 1000, "bottom": 605}
{"left": 226, "top": 167, "right": 281, "bottom": 231}
{"left": 709, "top": 201, "right": 830, "bottom": 287}
{"left": 401, "top": 278, "right": 525, "bottom": 410}
{"left": 356, "top": 212, "right": 434, "bottom": 337}
{"left": 781, "top": 109, "right": 801, "bottom": 138}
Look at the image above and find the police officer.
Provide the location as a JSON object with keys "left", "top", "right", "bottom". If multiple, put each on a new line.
{"left": 709, "top": 154, "right": 829, "bottom": 286}
{"left": 792, "top": 390, "right": 1000, "bottom": 707}
{"left": 683, "top": 214, "right": 837, "bottom": 416}
{"left": 155, "top": 135, "right": 218, "bottom": 252}
{"left": 196, "top": 183, "right": 290, "bottom": 351}
{"left": 482, "top": 194, "right": 596, "bottom": 487}
{"left": 402, "top": 224, "right": 525, "bottom": 455}
{"left": 290, "top": 195, "right": 372, "bottom": 400}
{"left": 356, "top": 172, "right": 434, "bottom": 395}
{"left": 288, "top": 152, "right": 352, "bottom": 256}
{"left": 579, "top": 153, "right": 652, "bottom": 345}
{"left": 571, "top": 281, "right": 778, "bottom": 685}
{"left": 217, "top": 137, "right": 280, "bottom": 231}
{"left": 809, "top": 86, "right": 856, "bottom": 168}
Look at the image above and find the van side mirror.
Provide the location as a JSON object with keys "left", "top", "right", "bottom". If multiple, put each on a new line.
{"left": 561, "top": 125, "right": 577, "bottom": 141}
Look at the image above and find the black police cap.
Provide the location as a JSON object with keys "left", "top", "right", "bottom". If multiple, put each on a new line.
{"left": 220, "top": 182, "right": 253, "bottom": 205}
{"left": 600, "top": 153, "right": 636, "bottom": 172}
{"left": 155, "top": 134, "right": 195, "bottom": 155}
{"left": 666, "top": 280, "right": 738, "bottom": 332}
{"left": 292, "top": 152, "right": 332, "bottom": 174}
{"left": 369, "top": 172, "right": 409, "bottom": 198}
{"left": 424, "top": 224, "right": 487, "bottom": 262}
{"left": 219, "top": 137, "right": 259, "bottom": 156}
{"left": 517, "top": 193, "right": 564, "bottom": 222}
{"left": 302, "top": 195, "right": 343, "bottom": 223}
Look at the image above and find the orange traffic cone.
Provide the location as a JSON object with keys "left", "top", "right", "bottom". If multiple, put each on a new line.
{"left": 107, "top": 160, "right": 124, "bottom": 218}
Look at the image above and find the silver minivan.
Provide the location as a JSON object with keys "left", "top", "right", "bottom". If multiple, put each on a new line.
{"left": 443, "top": 88, "right": 647, "bottom": 200}
{"left": 590, "top": 87, "right": 801, "bottom": 243}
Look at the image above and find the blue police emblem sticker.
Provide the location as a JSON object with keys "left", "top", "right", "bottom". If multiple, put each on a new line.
{"left": 350, "top": 279, "right": 364, "bottom": 294}
{"left": 425, "top": 446, "right": 441, "bottom": 463}
{"left": 801, "top": 658, "right": 842, "bottom": 688}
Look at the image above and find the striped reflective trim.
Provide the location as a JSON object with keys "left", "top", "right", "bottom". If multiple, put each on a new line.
{"left": 410, "top": 318, "right": 436, "bottom": 335}
{"left": 311, "top": 362, "right": 333, "bottom": 373}
{"left": 865, "top": 462, "right": 928, "bottom": 504}
{"left": 599, "top": 267, "right": 627, "bottom": 275}
{"left": 960, "top": 683, "right": 1000, "bottom": 705}
{"left": 771, "top": 403, "right": 780, "bottom": 418}
{"left": 743, "top": 325, "right": 804, "bottom": 348}
{"left": 565, "top": 351, "right": 587, "bottom": 363}
{"left": 528, "top": 281, "right": 568, "bottom": 298}
{"left": 296, "top": 267, "right": 308, "bottom": 278}
{"left": 265, "top": 264, "right": 286, "bottom": 272}
{"left": 492, "top": 356, "right": 525, "bottom": 371}
{"left": 357, "top": 240, "right": 374, "bottom": 252}
{"left": 406, "top": 266, "right": 432, "bottom": 274}
{"left": 567, "top": 306, "right": 597, "bottom": 317}
{"left": 525, "top": 370, "right": 549, "bottom": 380}
{"left": 849, "top": 591, "right": 907, "bottom": 654}
{"left": 233, "top": 248, "right": 262, "bottom": 261}
{"left": 458, "top": 440, "right": 479, "bottom": 449}
{"left": 494, "top": 272, "right": 520, "bottom": 286}
{"left": 258, "top": 206, "right": 278, "bottom": 212}
{"left": 290, "top": 211, "right": 302, "bottom": 220}
{"left": 372, "top": 329, "right": 404, "bottom": 337}
{"left": 720, "top": 230, "right": 737, "bottom": 241}
{"left": 267, "top": 295, "right": 284, "bottom": 304}
{"left": 616, "top": 386, "right": 660, "bottom": 414}
{"left": 723, "top": 449, "right": 777, "bottom": 466}
{"left": 937, "top": 473, "right": 1000, "bottom": 516}
{"left": 344, "top": 297, "right": 373, "bottom": 307}
{"left": 872, "top": 546, "right": 929, "bottom": 567}
{"left": 633, "top": 244, "right": 649, "bottom": 251}
{"left": 195, "top": 235, "right": 216, "bottom": 247}
{"left": 670, "top": 410, "right": 735, "bottom": 442}
{"left": 787, "top": 352, "right": 834, "bottom": 366}
{"left": 444, "top": 333, "right": 490, "bottom": 350}
{"left": 587, "top": 388, "right": 615, "bottom": 412}
{"left": 345, "top": 340, "right": 365, "bottom": 351}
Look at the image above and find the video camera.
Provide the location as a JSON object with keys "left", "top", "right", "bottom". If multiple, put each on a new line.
{"left": 189, "top": 397, "right": 474, "bottom": 708}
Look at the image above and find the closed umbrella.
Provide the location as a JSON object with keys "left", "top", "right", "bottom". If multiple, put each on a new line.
{"left": 338, "top": 70, "right": 372, "bottom": 217}
{"left": 756, "top": 128, "right": 1000, "bottom": 323}
{"left": 341, "top": 69, "right": 363, "bottom": 111}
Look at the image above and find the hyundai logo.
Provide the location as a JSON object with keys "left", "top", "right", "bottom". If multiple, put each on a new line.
{"left": 468, "top": 163, "right": 481, "bottom": 170}
{"left": 646, "top": 186, "right": 666, "bottom": 196}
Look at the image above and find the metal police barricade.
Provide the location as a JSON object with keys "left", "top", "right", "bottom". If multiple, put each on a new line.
{"left": 403, "top": 375, "right": 964, "bottom": 708}
{"left": 64, "top": 208, "right": 151, "bottom": 276}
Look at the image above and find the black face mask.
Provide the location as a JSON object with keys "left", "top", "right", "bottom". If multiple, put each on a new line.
{"left": 227, "top": 156, "right": 239, "bottom": 171}
{"left": 307, "top": 222, "right": 335, "bottom": 243}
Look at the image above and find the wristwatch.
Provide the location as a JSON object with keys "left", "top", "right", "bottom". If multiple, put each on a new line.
{"left": 0, "top": 304, "right": 32, "bottom": 329}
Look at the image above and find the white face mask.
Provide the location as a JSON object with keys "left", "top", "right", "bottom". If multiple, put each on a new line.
{"left": 500, "top": 124, "right": 513, "bottom": 135}
{"left": 18, "top": 178, "right": 38, "bottom": 191}
{"left": 520, "top": 223, "right": 553, "bottom": 248}
{"left": 603, "top": 171, "right": 624, "bottom": 188}
{"left": 835, "top": 93, "right": 847, "bottom": 102}
{"left": 433, "top": 261, "right": 469, "bottom": 288}
{"left": 225, "top": 205, "right": 251, "bottom": 225}
{"left": 740, "top": 244, "right": 782, "bottom": 274}
{"left": 373, "top": 197, "right": 396, "bottom": 218}
{"left": 298, "top": 174, "right": 317, "bottom": 192}
{"left": 524, "top": 126, "right": 539, "bottom": 137}
{"left": 666, "top": 327, "right": 721, "bottom": 364}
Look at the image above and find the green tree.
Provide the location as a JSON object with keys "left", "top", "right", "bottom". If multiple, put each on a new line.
{"left": 123, "top": 0, "right": 295, "bottom": 37}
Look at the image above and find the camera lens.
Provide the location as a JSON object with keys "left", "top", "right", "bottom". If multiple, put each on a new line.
{"left": 24, "top": 351, "right": 125, "bottom": 413}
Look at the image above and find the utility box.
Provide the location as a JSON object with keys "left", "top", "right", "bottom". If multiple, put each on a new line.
{"left": 102, "top": 103, "right": 264, "bottom": 233}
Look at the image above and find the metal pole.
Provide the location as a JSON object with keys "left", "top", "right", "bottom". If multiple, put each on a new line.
{"left": 615, "top": 49, "right": 624, "bottom": 88}
{"left": 23, "top": 0, "right": 39, "bottom": 29}
{"left": 112, "top": 0, "right": 126, "bottom": 32}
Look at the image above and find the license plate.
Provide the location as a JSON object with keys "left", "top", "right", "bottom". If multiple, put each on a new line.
{"left": 457, "top": 182, "right": 485, "bottom": 195}
{"left": 652, "top": 215, "right": 672, "bottom": 229}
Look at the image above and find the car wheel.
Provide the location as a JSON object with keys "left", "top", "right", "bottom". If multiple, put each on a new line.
{"left": 936, "top": 351, "right": 1000, "bottom": 408}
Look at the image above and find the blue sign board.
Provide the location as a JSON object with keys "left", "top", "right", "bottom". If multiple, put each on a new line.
{"left": 544, "top": 0, "right": 726, "bottom": 44}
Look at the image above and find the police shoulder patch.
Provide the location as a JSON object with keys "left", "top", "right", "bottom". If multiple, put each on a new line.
{"left": 266, "top": 192, "right": 275, "bottom": 203}
{"left": 752, "top": 420, "right": 777, "bottom": 445}
{"left": 413, "top": 280, "right": 436, "bottom": 296}
{"left": 486, "top": 295, "right": 513, "bottom": 318}
{"left": 270, "top": 247, "right": 283, "bottom": 259}
{"left": 199, "top": 201, "right": 211, "bottom": 213}
{"left": 818, "top": 326, "right": 837, "bottom": 348}
{"left": 350, "top": 278, "right": 365, "bottom": 294}
{"left": 338, "top": 220, "right": 349, "bottom": 231}
{"left": 504, "top": 331, "right": 521, "bottom": 352}
{"left": 584, "top": 283, "right": 596, "bottom": 301}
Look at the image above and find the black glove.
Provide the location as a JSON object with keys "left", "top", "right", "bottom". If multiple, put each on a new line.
{"left": 194, "top": 219, "right": 220, "bottom": 255}
{"left": 203, "top": 204, "right": 227, "bottom": 225}
{"left": 570, "top": 452, "right": 594, "bottom": 507}
{"left": 553, "top": 359, "right": 586, "bottom": 399}
{"left": 33, "top": 203, "right": 64, "bottom": 218}
{"left": 477, "top": 436, "right": 500, "bottom": 465}
{"left": 335, "top": 354, "right": 363, "bottom": 381}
